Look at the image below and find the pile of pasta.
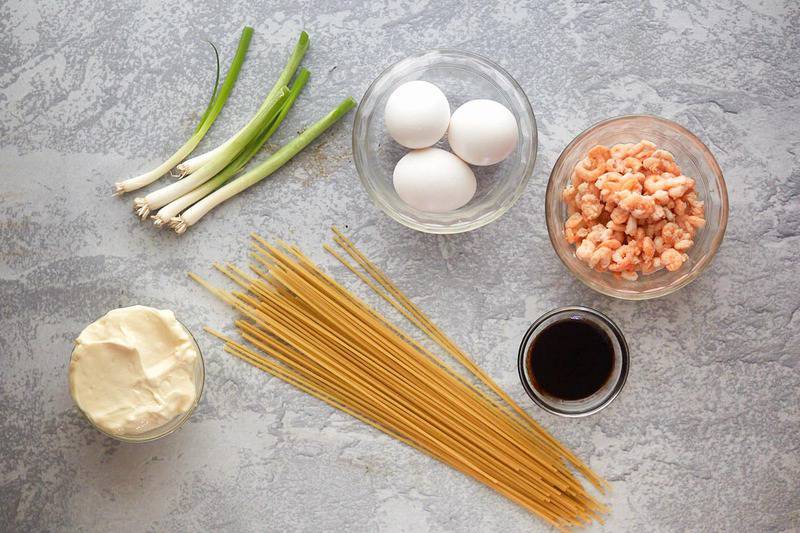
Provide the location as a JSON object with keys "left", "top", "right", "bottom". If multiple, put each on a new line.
{"left": 191, "top": 228, "right": 608, "bottom": 530}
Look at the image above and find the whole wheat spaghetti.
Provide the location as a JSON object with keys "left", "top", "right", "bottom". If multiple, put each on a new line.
{"left": 190, "top": 229, "right": 608, "bottom": 530}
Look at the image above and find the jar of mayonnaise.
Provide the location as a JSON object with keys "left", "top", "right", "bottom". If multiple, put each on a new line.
{"left": 68, "top": 305, "right": 204, "bottom": 442}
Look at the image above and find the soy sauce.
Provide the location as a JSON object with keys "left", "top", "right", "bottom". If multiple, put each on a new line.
{"left": 527, "top": 318, "right": 613, "bottom": 401}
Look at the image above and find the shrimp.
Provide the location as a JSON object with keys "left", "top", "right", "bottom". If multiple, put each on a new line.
{"left": 580, "top": 193, "right": 603, "bottom": 220}
{"left": 588, "top": 145, "right": 611, "bottom": 163}
{"left": 575, "top": 161, "right": 605, "bottom": 182}
{"left": 623, "top": 157, "right": 643, "bottom": 172}
{"left": 596, "top": 172, "right": 623, "bottom": 192}
{"left": 605, "top": 158, "right": 625, "bottom": 173}
{"left": 610, "top": 206, "right": 629, "bottom": 224}
{"left": 620, "top": 173, "right": 643, "bottom": 193}
{"left": 606, "top": 221, "right": 626, "bottom": 232}
{"left": 612, "top": 245, "right": 638, "bottom": 269}
{"left": 576, "top": 239, "right": 596, "bottom": 262}
{"left": 625, "top": 215, "right": 638, "bottom": 236}
{"left": 652, "top": 189, "right": 670, "bottom": 204}
{"left": 565, "top": 228, "right": 579, "bottom": 244}
{"left": 586, "top": 224, "right": 612, "bottom": 244}
{"left": 641, "top": 236, "right": 655, "bottom": 260}
{"left": 610, "top": 143, "right": 635, "bottom": 159}
{"left": 562, "top": 140, "right": 703, "bottom": 278}
{"left": 661, "top": 222, "right": 682, "bottom": 245}
{"left": 660, "top": 248, "right": 684, "bottom": 272}
{"left": 687, "top": 215, "right": 706, "bottom": 228}
{"left": 631, "top": 140, "right": 656, "bottom": 159}
{"left": 562, "top": 185, "right": 577, "bottom": 204}
{"left": 619, "top": 192, "right": 656, "bottom": 219}
{"left": 654, "top": 236, "right": 665, "bottom": 254}
{"left": 599, "top": 239, "right": 622, "bottom": 250}
{"left": 589, "top": 246, "right": 613, "bottom": 270}
{"left": 644, "top": 173, "right": 670, "bottom": 194}
{"left": 565, "top": 212, "right": 584, "bottom": 229}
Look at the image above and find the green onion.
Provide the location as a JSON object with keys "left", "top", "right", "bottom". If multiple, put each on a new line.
{"left": 114, "top": 26, "right": 253, "bottom": 195}
{"left": 170, "top": 96, "right": 356, "bottom": 234}
{"left": 175, "top": 31, "right": 309, "bottom": 177}
{"left": 134, "top": 86, "right": 290, "bottom": 219}
{"left": 152, "top": 69, "right": 310, "bottom": 227}
{"left": 194, "top": 41, "right": 221, "bottom": 132}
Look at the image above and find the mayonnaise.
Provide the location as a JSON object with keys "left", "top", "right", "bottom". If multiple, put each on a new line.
{"left": 69, "top": 305, "right": 200, "bottom": 437}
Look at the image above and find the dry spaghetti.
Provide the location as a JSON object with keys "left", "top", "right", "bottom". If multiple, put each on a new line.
{"left": 190, "top": 229, "right": 608, "bottom": 530}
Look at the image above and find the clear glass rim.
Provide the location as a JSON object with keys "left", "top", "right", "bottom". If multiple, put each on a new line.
{"left": 353, "top": 48, "right": 538, "bottom": 234}
{"left": 69, "top": 317, "right": 205, "bottom": 443}
{"left": 545, "top": 114, "right": 729, "bottom": 300}
{"left": 517, "top": 306, "right": 630, "bottom": 417}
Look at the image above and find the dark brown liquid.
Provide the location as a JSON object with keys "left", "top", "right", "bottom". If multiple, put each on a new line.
{"left": 527, "top": 319, "right": 613, "bottom": 401}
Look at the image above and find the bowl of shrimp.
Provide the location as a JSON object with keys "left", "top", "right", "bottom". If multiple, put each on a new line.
{"left": 545, "top": 115, "right": 728, "bottom": 300}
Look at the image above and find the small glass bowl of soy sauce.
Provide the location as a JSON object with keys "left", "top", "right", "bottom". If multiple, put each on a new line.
{"left": 518, "top": 307, "right": 629, "bottom": 417}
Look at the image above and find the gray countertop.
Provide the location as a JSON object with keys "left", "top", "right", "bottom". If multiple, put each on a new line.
{"left": 2, "top": 1, "right": 798, "bottom": 531}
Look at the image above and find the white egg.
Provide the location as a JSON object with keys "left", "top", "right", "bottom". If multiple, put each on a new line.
{"left": 384, "top": 81, "right": 450, "bottom": 149}
{"left": 447, "top": 99, "right": 518, "bottom": 166}
{"left": 393, "top": 148, "right": 476, "bottom": 213}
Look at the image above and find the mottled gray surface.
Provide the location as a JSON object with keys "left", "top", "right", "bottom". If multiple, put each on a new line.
{"left": 2, "top": 0, "right": 799, "bottom": 531}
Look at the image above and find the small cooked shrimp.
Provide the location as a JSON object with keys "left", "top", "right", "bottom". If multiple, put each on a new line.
{"left": 562, "top": 139, "right": 703, "bottom": 279}
{"left": 580, "top": 193, "right": 603, "bottom": 220}
{"left": 631, "top": 140, "right": 656, "bottom": 159}
{"left": 619, "top": 192, "right": 656, "bottom": 219}
{"left": 586, "top": 224, "right": 612, "bottom": 244}
{"left": 687, "top": 215, "right": 706, "bottom": 228}
{"left": 660, "top": 248, "right": 684, "bottom": 271}
{"left": 599, "top": 238, "right": 623, "bottom": 250}
{"left": 605, "top": 158, "right": 626, "bottom": 173}
{"left": 652, "top": 189, "right": 670, "bottom": 204}
{"left": 610, "top": 143, "right": 635, "bottom": 159}
{"left": 610, "top": 206, "right": 629, "bottom": 224}
{"left": 625, "top": 215, "right": 638, "bottom": 236}
{"left": 589, "top": 246, "right": 613, "bottom": 270}
{"left": 644, "top": 173, "right": 670, "bottom": 194}
{"left": 596, "top": 172, "right": 624, "bottom": 192}
{"left": 612, "top": 244, "right": 638, "bottom": 269}
{"left": 661, "top": 222, "right": 682, "bottom": 245}
{"left": 641, "top": 236, "right": 655, "bottom": 260}
{"left": 623, "top": 157, "right": 643, "bottom": 172}
{"left": 576, "top": 239, "right": 596, "bottom": 262}
{"left": 588, "top": 145, "right": 611, "bottom": 163}
{"left": 565, "top": 212, "right": 584, "bottom": 229}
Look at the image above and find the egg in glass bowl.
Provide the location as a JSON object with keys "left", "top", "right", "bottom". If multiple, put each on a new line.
{"left": 352, "top": 49, "right": 537, "bottom": 234}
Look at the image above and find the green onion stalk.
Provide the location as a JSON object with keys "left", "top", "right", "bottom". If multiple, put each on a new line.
{"left": 170, "top": 97, "right": 356, "bottom": 234}
{"left": 114, "top": 26, "right": 253, "bottom": 195}
{"left": 174, "top": 31, "right": 309, "bottom": 178}
{"left": 134, "top": 86, "right": 290, "bottom": 219}
{"left": 152, "top": 69, "right": 310, "bottom": 227}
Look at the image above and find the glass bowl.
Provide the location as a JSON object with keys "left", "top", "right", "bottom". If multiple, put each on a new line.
{"left": 353, "top": 49, "right": 537, "bottom": 234}
{"left": 518, "top": 307, "right": 629, "bottom": 417}
{"left": 69, "top": 319, "right": 205, "bottom": 443}
{"left": 545, "top": 115, "right": 728, "bottom": 300}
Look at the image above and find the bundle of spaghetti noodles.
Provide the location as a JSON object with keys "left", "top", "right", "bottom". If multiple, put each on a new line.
{"left": 190, "top": 229, "right": 608, "bottom": 530}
